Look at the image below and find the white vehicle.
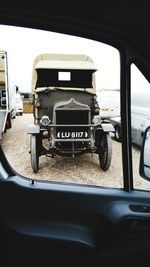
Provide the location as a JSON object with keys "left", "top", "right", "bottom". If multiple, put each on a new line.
{"left": 109, "top": 87, "right": 150, "bottom": 147}
{"left": 131, "top": 87, "right": 150, "bottom": 147}
{"left": 0, "top": 50, "right": 12, "bottom": 140}
{"left": 0, "top": 50, "right": 20, "bottom": 140}
{"left": 97, "top": 88, "right": 120, "bottom": 119}
{"left": 14, "top": 93, "right": 23, "bottom": 116}
{"left": 109, "top": 116, "right": 121, "bottom": 142}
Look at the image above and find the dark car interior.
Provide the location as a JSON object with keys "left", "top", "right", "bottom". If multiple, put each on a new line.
{"left": 1, "top": 1, "right": 150, "bottom": 266}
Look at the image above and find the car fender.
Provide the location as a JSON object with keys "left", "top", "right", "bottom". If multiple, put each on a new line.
{"left": 27, "top": 124, "right": 40, "bottom": 134}
{"left": 101, "top": 123, "right": 115, "bottom": 132}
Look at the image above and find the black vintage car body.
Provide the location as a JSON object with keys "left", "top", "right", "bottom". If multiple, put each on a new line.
{"left": 27, "top": 53, "right": 114, "bottom": 173}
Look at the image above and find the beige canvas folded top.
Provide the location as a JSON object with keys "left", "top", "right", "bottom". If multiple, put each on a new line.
{"left": 32, "top": 53, "right": 97, "bottom": 95}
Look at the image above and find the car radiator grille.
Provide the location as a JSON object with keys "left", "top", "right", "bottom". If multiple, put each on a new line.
{"left": 55, "top": 110, "right": 89, "bottom": 139}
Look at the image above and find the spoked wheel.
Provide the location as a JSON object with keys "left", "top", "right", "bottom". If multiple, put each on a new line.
{"left": 30, "top": 134, "right": 40, "bottom": 173}
{"left": 99, "top": 133, "right": 112, "bottom": 171}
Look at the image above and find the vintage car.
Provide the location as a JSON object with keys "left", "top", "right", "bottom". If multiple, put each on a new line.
{"left": 27, "top": 53, "right": 114, "bottom": 173}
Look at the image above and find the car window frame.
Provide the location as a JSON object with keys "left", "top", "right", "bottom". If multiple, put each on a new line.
{"left": 0, "top": 24, "right": 145, "bottom": 193}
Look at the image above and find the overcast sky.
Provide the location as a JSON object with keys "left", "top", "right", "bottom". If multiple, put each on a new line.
{"left": 0, "top": 24, "right": 121, "bottom": 92}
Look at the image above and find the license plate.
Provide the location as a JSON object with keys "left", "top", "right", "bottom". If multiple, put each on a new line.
{"left": 57, "top": 131, "right": 88, "bottom": 139}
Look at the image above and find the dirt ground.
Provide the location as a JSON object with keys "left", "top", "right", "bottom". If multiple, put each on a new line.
{"left": 1, "top": 113, "right": 150, "bottom": 190}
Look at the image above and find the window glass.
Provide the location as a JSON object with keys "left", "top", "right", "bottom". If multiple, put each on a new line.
{"left": 131, "top": 63, "right": 150, "bottom": 190}
{"left": 0, "top": 25, "right": 122, "bottom": 188}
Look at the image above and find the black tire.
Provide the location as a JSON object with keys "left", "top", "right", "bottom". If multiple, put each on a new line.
{"left": 4, "top": 113, "right": 12, "bottom": 132}
{"left": 99, "top": 133, "right": 112, "bottom": 171}
{"left": 30, "top": 134, "right": 39, "bottom": 173}
{"left": 115, "top": 125, "right": 121, "bottom": 142}
{"left": 7, "top": 113, "right": 12, "bottom": 129}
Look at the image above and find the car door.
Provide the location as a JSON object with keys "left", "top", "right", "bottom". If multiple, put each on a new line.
{"left": 1, "top": 2, "right": 150, "bottom": 267}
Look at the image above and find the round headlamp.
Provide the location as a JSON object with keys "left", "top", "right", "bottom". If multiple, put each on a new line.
{"left": 40, "top": 115, "right": 50, "bottom": 127}
{"left": 92, "top": 115, "right": 101, "bottom": 126}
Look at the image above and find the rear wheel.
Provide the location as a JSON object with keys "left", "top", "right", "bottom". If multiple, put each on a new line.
{"left": 30, "top": 134, "right": 40, "bottom": 173}
{"left": 99, "top": 133, "right": 112, "bottom": 171}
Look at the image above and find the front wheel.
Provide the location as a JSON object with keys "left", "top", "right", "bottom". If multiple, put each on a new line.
{"left": 98, "top": 133, "right": 112, "bottom": 171}
{"left": 30, "top": 134, "right": 40, "bottom": 173}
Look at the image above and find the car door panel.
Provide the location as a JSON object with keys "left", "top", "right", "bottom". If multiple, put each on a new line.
{"left": 1, "top": 175, "right": 150, "bottom": 266}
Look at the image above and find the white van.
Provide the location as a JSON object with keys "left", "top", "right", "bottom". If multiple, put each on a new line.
{"left": 14, "top": 93, "right": 23, "bottom": 116}
{"left": 109, "top": 87, "right": 150, "bottom": 147}
{"left": 97, "top": 89, "right": 120, "bottom": 119}
{"left": 131, "top": 89, "right": 150, "bottom": 147}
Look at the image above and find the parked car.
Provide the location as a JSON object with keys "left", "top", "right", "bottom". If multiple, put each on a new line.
{"left": 15, "top": 93, "right": 23, "bottom": 116}
{"left": 109, "top": 83, "right": 150, "bottom": 146}
{"left": 27, "top": 53, "right": 114, "bottom": 173}
{"left": 97, "top": 89, "right": 120, "bottom": 119}
{"left": 109, "top": 116, "right": 122, "bottom": 142}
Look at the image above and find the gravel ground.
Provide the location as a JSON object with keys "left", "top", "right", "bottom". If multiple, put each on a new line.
{"left": 1, "top": 113, "right": 150, "bottom": 190}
